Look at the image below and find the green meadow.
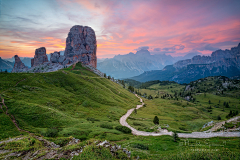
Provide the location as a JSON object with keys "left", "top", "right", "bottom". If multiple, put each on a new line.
{"left": 0, "top": 62, "right": 139, "bottom": 141}
{"left": 0, "top": 64, "right": 239, "bottom": 159}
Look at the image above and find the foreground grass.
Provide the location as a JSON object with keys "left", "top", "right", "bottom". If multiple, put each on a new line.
{"left": 116, "top": 136, "right": 240, "bottom": 159}
{"left": 1, "top": 66, "right": 239, "bottom": 159}
{"left": 0, "top": 63, "right": 138, "bottom": 140}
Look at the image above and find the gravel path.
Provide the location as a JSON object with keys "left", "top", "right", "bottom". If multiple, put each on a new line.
{"left": 119, "top": 94, "right": 240, "bottom": 138}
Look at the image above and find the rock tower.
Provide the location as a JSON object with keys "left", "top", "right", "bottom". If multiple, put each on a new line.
{"left": 64, "top": 25, "right": 97, "bottom": 68}
{"left": 11, "top": 55, "right": 28, "bottom": 73}
{"left": 31, "top": 47, "right": 49, "bottom": 67}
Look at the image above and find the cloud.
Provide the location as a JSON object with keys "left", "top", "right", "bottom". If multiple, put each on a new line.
{"left": 196, "top": 44, "right": 219, "bottom": 51}
{"left": 135, "top": 46, "right": 149, "bottom": 51}
{"left": 153, "top": 48, "right": 161, "bottom": 52}
{"left": 0, "top": 0, "right": 240, "bottom": 58}
{"left": 162, "top": 44, "right": 185, "bottom": 51}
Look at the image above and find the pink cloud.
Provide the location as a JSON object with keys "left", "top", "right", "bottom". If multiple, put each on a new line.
{"left": 0, "top": 0, "right": 239, "bottom": 59}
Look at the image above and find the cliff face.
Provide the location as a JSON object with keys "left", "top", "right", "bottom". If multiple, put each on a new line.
{"left": 31, "top": 47, "right": 49, "bottom": 67}
{"left": 11, "top": 55, "right": 28, "bottom": 73}
{"left": 174, "top": 43, "right": 240, "bottom": 69}
{"left": 97, "top": 50, "right": 176, "bottom": 79}
{"left": 131, "top": 43, "right": 240, "bottom": 83}
{"left": 64, "top": 25, "right": 97, "bottom": 68}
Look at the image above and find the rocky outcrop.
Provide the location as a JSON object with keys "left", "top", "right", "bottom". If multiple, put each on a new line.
{"left": 50, "top": 51, "right": 66, "bottom": 64}
{"left": 64, "top": 25, "right": 97, "bottom": 68}
{"left": 11, "top": 55, "right": 28, "bottom": 73}
{"left": 50, "top": 51, "right": 60, "bottom": 63}
{"left": 31, "top": 47, "right": 48, "bottom": 67}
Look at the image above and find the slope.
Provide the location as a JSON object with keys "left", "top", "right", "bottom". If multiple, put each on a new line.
{"left": 0, "top": 62, "right": 138, "bottom": 140}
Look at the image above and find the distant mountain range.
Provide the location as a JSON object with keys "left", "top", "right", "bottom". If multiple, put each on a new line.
{"left": 97, "top": 50, "right": 201, "bottom": 79}
{"left": 0, "top": 57, "right": 14, "bottom": 72}
{"left": 130, "top": 43, "right": 240, "bottom": 83}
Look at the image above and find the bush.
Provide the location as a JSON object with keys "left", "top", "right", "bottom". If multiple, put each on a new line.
{"left": 86, "top": 117, "right": 99, "bottom": 122}
{"left": 173, "top": 131, "right": 179, "bottom": 142}
{"left": 54, "top": 137, "right": 71, "bottom": 147}
{"left": 100, "top": 123, "right": 113, "bottom": 129}
{"left": 153, "top": 116, "right": 159, "bottom": 125}
{"left": 44, "top": 128, "right": 58, "bottom": 137}
{"left": 115, "top": 126, "right": 131, "bottom": 134}
{"left": 82, "top": 100, "right": 90, "bottom": 107}
{"left": 133, "top": 122, "right": 146, "bottom": 127}
{"left": 179, "top": 127, "right": 187, "bottom": 131}
{"left": 132, "top": 143, "right": 149, "bottom": 150}
{"left": 73, "top": 145, "right": 113, "bottom": 159}
{"left": 224, "top": 122, "right": 235, "bottom": 129}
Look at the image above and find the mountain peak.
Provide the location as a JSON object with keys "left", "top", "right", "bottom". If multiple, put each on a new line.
{"left": 135, "top": 49, "right": 151, "bottom": 56}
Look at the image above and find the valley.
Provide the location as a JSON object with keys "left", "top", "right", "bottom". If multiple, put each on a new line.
{"left": 0, "top": 62, "right": 239, "bottom": 159}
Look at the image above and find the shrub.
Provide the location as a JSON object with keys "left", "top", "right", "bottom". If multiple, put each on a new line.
{"left": 82, "top": 101, "right": 90, "bottom": 107}
{"left": 133, "top": 122, "right": 146, "bottom": 127}
{"left": 54, "top": 137, "right": 71, "bottom": 147}
{"left": 132, "top": 143, "right": 149, "bottom": 150}
{"left": 44, "top": 128, "right": 58, "bottom": 137}
{"left": 173, "top": 131, "right": 179, "bottom": 142}
{"left": 86, "top": 117, "right": 99, "bottom": 122}
{"left": 179, "top": 127, "right": 187, "bottom": 131}
{"left": 153, "top": 116, "right": 159, "bottom": 125}
{"left": 115, "top": 126, "right": 131, "bottom": 133}
{"left": 100, "top": 123, "right": 113, "bottom": 129}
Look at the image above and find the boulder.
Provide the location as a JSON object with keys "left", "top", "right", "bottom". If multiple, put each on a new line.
{"left": 64, "top": 25, "right": 97, "bottom": 68}
{"left": 31, "top": 47, "right": 48, "bottom": 67}
{"left": 11, "top": 55, "right": 28, "bottom": 73}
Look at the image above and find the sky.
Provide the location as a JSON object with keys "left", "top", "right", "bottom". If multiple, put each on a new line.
{"left": 0, "top": 0, "right": 240, "bottom": 59}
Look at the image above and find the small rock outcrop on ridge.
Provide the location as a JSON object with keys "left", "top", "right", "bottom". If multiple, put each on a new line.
{"left": 11, "top": 55, "right": 28, "bottom": 73}
{"left": 31, "top": 47, "right": 49, "bottom": 67}
{"left": 64, "top": 25, "right": 97, "bottom": 68}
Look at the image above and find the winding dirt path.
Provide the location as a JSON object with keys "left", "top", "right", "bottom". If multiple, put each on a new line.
{"left": 119, "top": 94, "right": 240, "bottom": 138}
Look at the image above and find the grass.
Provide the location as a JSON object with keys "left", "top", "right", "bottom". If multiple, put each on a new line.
{"left": 1, "top": 65, "right": 239, "bottom": 159}
{"left": 115, "top": 136, "right": 240, "bottom": 159}
{"left": 0, "top": 62, "right": 138, "bottom": 140}
{"left": 129, "top": 78, "right": 240, "bottom": 133}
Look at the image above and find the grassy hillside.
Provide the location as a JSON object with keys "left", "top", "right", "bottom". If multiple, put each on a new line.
{"left": 128, "top": 77, "right": 240, "bottom": 133}
{"left": 0, "top": 62, "right": 139, "bottom": 140}
{"left": 1, "top": 66, "right": 239, "bottom": 159}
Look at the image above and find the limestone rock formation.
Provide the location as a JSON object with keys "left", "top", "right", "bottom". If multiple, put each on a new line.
{"left": 64, "top": 25, "right": 97, "bottom": 68}
{"left": 11, "top": 55, "right": 28, "bottom": 73}
{"left": 131, "top": 43, "right": 240, "bottom": 83}
{"left": 50, "top": 51, "right": 60, "bottom": 63}
{"left": 50, "top": 51, "right": 66, "bottom": 64}
{"left": 31, "top": 47, "right": 49, "bottom": 67}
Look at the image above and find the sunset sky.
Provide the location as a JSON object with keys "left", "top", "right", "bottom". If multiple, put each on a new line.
{"left": 0, "top": 0, "right": 240, "bottom": 59}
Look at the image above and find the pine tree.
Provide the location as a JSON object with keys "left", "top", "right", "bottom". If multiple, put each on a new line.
{"left": 153, "top": 116, "right": 159, "bottom": 125}
{"left": 173, "top": 132, "right": 179, "bottom": 142}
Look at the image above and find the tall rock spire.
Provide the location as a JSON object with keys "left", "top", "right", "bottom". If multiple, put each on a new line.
{"left": 31, "top": 47, "right": 49, "bottom": 67}
{"left": 64, "top": 25, "right": 97, "bottom": 68}
{"left": 11, "top": 55, "right": 28, "bottom": 73}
